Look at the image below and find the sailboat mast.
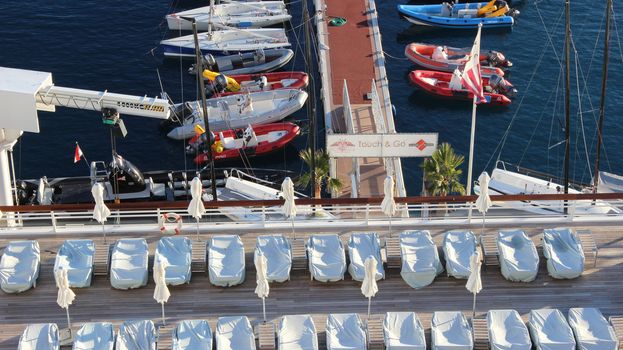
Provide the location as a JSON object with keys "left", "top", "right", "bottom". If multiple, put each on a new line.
{"left": 593, "top": 0, "right": 613, "bottom": 193}
{"left": 192, "top": 21, "right": 218, "bottom": 201}
{"left": 563, "top": 0, "right": 571, "bottom": 196}
{"left": 304, "top": 1, "right": 317, "bottom": 197}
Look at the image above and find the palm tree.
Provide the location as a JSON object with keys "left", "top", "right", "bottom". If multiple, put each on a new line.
{"left": 421, "top": 143, "right": 466, "bottom": 197}
{"left": 297, "top": 148, "right": 343, "bottom": 198}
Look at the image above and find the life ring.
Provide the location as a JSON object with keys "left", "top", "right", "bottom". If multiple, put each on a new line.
{"left": 159, "top": 212, "right": 182, "bottom": 235}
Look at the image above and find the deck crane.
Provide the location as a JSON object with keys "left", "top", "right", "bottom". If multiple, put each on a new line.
{"left": 0, "top": 66, "right": 171, "bottom": 225}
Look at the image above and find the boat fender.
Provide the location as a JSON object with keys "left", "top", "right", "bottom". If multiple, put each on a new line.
{"left": 212, "top": 141, "right": 224, "bottom": 153}
{"left": 159, "top": 212, "right": 182, "bottom": 235}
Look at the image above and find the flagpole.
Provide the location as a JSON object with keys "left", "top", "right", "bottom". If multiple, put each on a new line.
{"left": 466, "top": 95, "right": 477, "bottom": 195}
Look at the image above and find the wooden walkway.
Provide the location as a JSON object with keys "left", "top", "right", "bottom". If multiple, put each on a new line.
{"left": 1, "top": 226, "right": 623, "bottom": 349}
{"left": 318, "top": 0, "right": 398, "bottom": 198}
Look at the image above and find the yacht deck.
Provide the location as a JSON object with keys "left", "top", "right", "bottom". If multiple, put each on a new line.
{"left": 1, "top": 226, "right": 622, "bottom": 349}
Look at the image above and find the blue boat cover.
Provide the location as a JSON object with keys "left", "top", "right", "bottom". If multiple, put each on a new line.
{"left": 18, "top": 323, "right": 59, "bottom": 350}
{"left": 116, "top": 320, "right": 156, "bottom": 350}
{"left": 73, "top": 322, "right": 115, "bottom": 350}
{"left": 209, "top": 235, "right": 245, "bottom": 287}
{"left": 278, "top": 315, "right": 318, "bottom": 350}
{"left": 347, "top": 232, "right": 384, "bottom": 281}
{"left": 155, "top": 236, "right": 192, "bottom": 285}
{"left": 54, "top": 239, "right": 94, "bottom": 288}
{"left": 110, "top": 239, "right": 149, "bottom": 290}
{"left": 255, "top": 235, "right": 292, "bottom": 283}
{"left": 173, "top": 320, "right": 213, "bottom": 350}
{"left": 216, "top": 316, "right": 256, "bottom": 350}
{"left": 326, "top": 314, "right": 366, "bottom": 350}
{"left": 1, "top": 240, "right": 40, "bottom": 294}
{"left": 307, "top": 235, "right": 346, "bottom": 282}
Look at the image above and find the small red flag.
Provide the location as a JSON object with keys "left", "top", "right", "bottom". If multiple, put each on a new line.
{"left": 74, "top": 143, "right": 84, "bottom": 163}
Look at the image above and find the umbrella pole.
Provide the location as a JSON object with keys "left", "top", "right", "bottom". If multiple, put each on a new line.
{"left": 291, "top": 217, "right": 295, "bottom": 240}
{"left": 262, "top": 297, "right": 267, "bottom": 322}
{"left": 102, "top": 223, "right": 106, "bottom": 243}
{"left": 388, "top": 215, "right": 392, "bottom": 238}
{"left": 65, "top": 307, "right": 71, "bottom": 330}
{"left": 480, "top": 213, "right": 486, "bottom": 243}
{"left": 196, "top": 218, "right": 200, "bottom": 241}
{"left": 162, "top": 303, "right": 166, "bottom": 325}
{"left": 472, "top": 292, "right": 477, "bottom": 321}
{"left": 367, "top": 297, "right": 371, "bottom": 326}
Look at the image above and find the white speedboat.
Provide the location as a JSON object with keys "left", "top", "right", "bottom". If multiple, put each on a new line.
{"left": 166, "top": 2, "right": 291, "bottom": 30}
{"left": 166, "top": 89, "right": 307, "bottom": 140}
{"left": 160, "top": 28, "right": 290, "bottom": 58}
{"left": 475, "top": 166, "right": 620, "bottom": 215}
{"left": 207, "top": 172, "right": 335, "bottom": 221}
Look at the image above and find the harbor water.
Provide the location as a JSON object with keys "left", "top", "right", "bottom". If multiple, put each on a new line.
{"left": 0, "top": 0, "right": 621, "bottom": 196}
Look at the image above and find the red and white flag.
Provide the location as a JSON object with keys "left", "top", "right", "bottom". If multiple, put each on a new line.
{"left": 461, "top": 25, "right": 487, "bottom": 104}
{"left": 74, "top": 143, "right": 84, "bottom": 163}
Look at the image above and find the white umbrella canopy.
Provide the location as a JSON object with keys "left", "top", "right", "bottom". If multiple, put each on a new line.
{"left": 281, "top": 177, "right": 297, "bottom": 237}
{"left": 153, "top": 261, "right": 171, "bottom": 324}
{"left": 254, "top": 253, "right": 270, "bottom": 321}
{"left": 91, "top": 183, "right": 111, "bottom": 223}
{"left": 55, "top": 268, "right": 76, "bottom": 328}
{"left": 187, "top": 177, "right": 206, "bottom": 240}
{"left": 361, "top": 256, "right": 379, "bottom": 322}
{"left": 475, "top": 172, "right": 493, "bottom": 240}
{"left": 466, "top": 251, "right": 482, "bottom": 320}
{"left": 380, "top": 176, "right": 397, "bottom": 235}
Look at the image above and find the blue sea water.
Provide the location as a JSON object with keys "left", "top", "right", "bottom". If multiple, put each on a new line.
{"left": 0, "top": 0, "right": 621, "bottom": 196}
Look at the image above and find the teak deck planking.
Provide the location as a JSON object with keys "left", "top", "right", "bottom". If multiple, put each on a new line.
{"left": 1, "top": 226, "right": 622, "bottom": 349}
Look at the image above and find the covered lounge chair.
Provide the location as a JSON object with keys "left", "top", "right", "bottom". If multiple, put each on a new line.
{"left": 116, "top": 320, "right": 157, "bottom": 350}
{"left": 347, "top": 232, "right": 384, "bottom": 281}
{"left": 155, "top": 236, "right": 192, "bottom": 285}
{"left": 326, "top": 314, "right": 366, "bottom": 350}
{"left": 216, "top": 316, "right": 256, "bottom": 350}
{"left": 542, "top": 228, "right": 584, "bottom": 279}
{"left": 73, "top": 322, "right": 115, "bottom": 350}
{"left": 497, "top": 230, "right": 539, "bottom": 282}
{"left": 400, "top": 230, "right": 443, "bottom": 289}
{"left": 278, "top": 314, "right": 318, "bottom": 350}
{"left": 487, "top": 310, "right": 531, "bottom": 350}
{"left": 442, "top": 231, "right": 477, "bottom": 279}
{"left": 255, "top": 235, "right": 292, "bottom": 283}
{"left": 307, "top": 235, "right": 346, "bottom": 282}
{"left": 173, "top": 319, "right": 213, "bottom": 350}
{"left": 110, "top": 238, "right": 149, "bottom": 290}
{"left": 383, "top": 312, "right": 426, "bottom": 350}
{"left": 18, "top": 323, "right": 59, "bottom": 350}
{"left": 54, "top": 239, "right": 94, "bottom": 288}
{"left": 567, "top": 308, "right": 618, "bottom": 350}
{"left": 0, "top": 240, "right": 40, "bottom": 293}
{"left": 209, "top": 235, "right": 245, "bottom": 287}
{"left": 431, "top": 311, "right": 473, "bottom": 350}
{"left": 528, "top": 309, "right": 576, "bottom": 350}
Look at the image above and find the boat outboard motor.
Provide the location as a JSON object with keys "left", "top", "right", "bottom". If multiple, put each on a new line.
{"left": 487, "top": 51, "right": 512, "bottom": 68}
{"left": 489, "top": 74, "right": 517, "bottom": 96}
{"left": 110, "top": 154, "right": 145, "bottom": 187}
{"left": 204, "top": 54, "right": 217, "bottom": 70}
{"left": 254, "top": 48, "right": 266, "bottom": 63}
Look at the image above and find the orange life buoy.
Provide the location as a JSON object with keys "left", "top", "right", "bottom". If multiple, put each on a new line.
{"left": 159, "top": 212, "right": 182, "bottom": 235}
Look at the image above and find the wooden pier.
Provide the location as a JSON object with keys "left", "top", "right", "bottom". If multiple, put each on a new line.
{"left": 314, "top": 0, "right": 406, "bottom": 198}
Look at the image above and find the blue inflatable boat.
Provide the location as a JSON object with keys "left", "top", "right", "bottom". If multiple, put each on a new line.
{"left": 397, "top": 2, "right": 517, "bottom": 29}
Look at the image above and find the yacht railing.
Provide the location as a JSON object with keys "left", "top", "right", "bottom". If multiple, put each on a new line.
{"left": 0, "top": 192, "right": 622, "bottom": 236}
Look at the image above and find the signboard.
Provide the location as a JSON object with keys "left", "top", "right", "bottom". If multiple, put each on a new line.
{"left": 326, "top": 133, "right": 438, "bottom": 158}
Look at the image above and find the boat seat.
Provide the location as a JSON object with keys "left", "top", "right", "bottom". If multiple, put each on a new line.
{"left": 457, "top": 9, "right": 479, "bottom": 18}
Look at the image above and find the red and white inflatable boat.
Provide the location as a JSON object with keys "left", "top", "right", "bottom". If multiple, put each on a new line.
{"left": 188, "top": 122, "right": 300, "bottom": 164}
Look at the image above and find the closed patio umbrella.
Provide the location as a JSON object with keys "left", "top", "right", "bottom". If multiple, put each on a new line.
{"left": 91, "top": 183, "right": 111, "bottom": 242}
{"left": 254, "top": 253, "right": 270, "bottom": 321}
{"left": 281, "top": 177, "right": 297, "bottom": 238}
{"left": 465, "top": 251, "right": 482, "bottom": 321}
{"left": 475, "top": 172, "right": 492, "bottom": 241}
{"left": 153, "top": 261, "right": 171, "bottom": 325}
{"left": 187, "top": 177, "right": 206, "bottom": 241}
{"left": 381, "top": 176, "right": 397, "bottom": 236}
{"left": 55, "top": 267, "right": 76, "bottom": 329}
{"left": 361, "top": 256, "right": 379, "bottom": 324}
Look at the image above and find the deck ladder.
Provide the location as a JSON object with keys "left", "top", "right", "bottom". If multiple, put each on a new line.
{"left": 191, "top": 240, "right": 207, "bottom": 273}
{"left": 93, "top": 242, "right": 110, "bottom": 276}
{"left": 480, "top": 234, "right": 499, "bottom": 266}
{"left": 472, "top": 318, "right": 489, "bottom": 350}
{"left": 609, "top": 316, "right": 623, "bottom": 350}
{"left": 576, "top": 229, "right": 599, "bottom": 268}
{"left": 257, "top": 321, "right": 276, "bottom": 350}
